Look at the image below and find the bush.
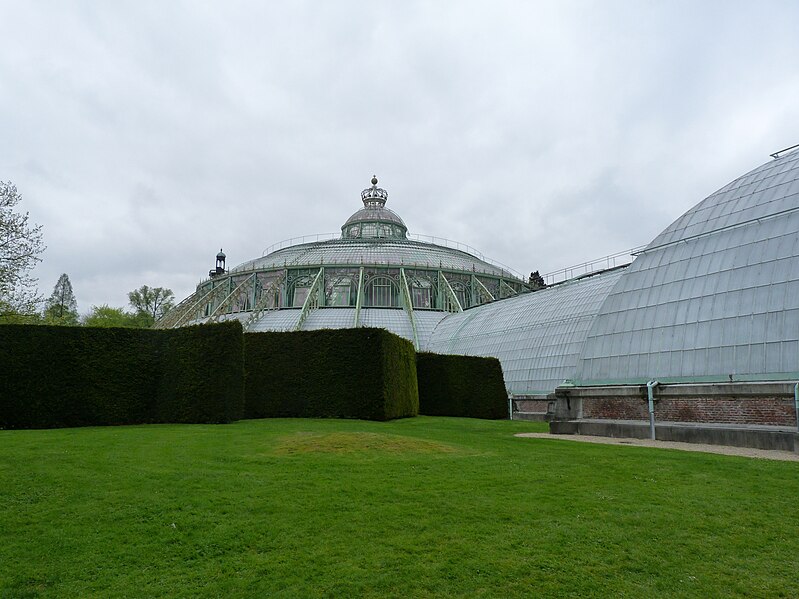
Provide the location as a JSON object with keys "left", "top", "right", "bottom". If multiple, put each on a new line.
{"left": 244, "top": 328, "right": 418, "bottom": 421}
{"left": 416, "top": 352, "right": 508, "bottom": 419}
{"left": 159, "top": 322, "right": 245, "bottom": 424}
{"left": 0, "top": 322, "right": 244, "bottom": 429}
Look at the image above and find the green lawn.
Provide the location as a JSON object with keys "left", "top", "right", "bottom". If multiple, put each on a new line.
{"left": 1, "top": 417, "right": 798, "bottom": 598}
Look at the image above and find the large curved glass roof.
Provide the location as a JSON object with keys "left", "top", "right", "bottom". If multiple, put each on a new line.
{"left": 227, "top": 175, "right": 520, "bottom": 279}
{"left": 232, "top": 238, "right": 518, "bottom": 278}
{"left": 575, "top": 148, "right": 799, "bottom": 385}
{"left": 427, "top": 267, "right": 627, "bottom": 395}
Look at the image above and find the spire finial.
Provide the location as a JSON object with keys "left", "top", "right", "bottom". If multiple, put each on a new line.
{"left": 371, "top": 175, "right": 378, "bottom": 186}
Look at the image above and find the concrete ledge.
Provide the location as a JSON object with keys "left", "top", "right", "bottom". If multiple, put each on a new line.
{"left": 550, "top": 419, "right": 798, "bottom": 452}
{"left": 512, "top": 412, "right": 548, "bottom": 422}
{"left": 549, "top": 420, "right": 579, "bottom": 435}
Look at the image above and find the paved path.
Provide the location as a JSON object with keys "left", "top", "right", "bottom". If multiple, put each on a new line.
{"left": 515, "top": 432, "right": 799, "bottom": 462}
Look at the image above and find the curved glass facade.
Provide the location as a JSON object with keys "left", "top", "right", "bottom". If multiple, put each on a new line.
{"left": 162, "top": 152, "right": 799, "bottom": 393}
{"left": 427, "top": 267, "right": 626, "bottom": 395}
{"left": 575, "top": 148, "right": 799, "bottom": 385}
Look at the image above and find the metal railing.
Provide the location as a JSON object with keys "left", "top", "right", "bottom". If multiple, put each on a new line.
{"left": 260, "top": 231, "right": 526, "bottom": 280}
{"left": 542, "top": 245, "right": 646, "bottom": 286}
{"left": 262, "top": 233, "right": 340, "bottom": 256}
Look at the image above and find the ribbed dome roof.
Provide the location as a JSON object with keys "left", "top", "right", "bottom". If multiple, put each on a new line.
{"left": 342, "top": 206, "right": 407, "bottom": 229}
{"left": 232, "top": 237, "right": 516, "bottom": 278}
{"left": 227, "top": 175, "right": 523, "bottom": 279}
{"left": 575, "top": 147, "right": 799, "bottom": 384}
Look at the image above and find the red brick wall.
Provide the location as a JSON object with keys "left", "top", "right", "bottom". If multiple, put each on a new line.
{"left": 582, "top": 396, "right": 797, "bottom": 426}
{"left": 583, "top": 398, "right": 648, "bottom": 420}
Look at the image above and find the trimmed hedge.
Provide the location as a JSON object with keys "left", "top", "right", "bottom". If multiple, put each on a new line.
{"left": 416, "top": 352, "right": 508, "bottom": 419}
{"left": 1, "top": 320, "right": 511, "bottom": 428}
{"left": 244, "top": 328, "right": 418, "bottom": 421}
{"left": 158, "top": 323, "right": 244, "bottom": 424}
{"left": 0, "top": 321, "right": 244, "bottom": 429}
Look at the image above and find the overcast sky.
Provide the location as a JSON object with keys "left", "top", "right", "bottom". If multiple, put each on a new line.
{"left": 3, "top": 0, "right": 799, "bottom": 313}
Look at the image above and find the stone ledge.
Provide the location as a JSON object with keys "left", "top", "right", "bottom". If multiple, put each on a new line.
{"left": 550, "top": 419, "right": 799, "bottom": 452}
{"left": 512, "top": 412, "right": 548, "bottom": 422}
{"left": 561, "top": 381, "right": 799, "bottom": 399}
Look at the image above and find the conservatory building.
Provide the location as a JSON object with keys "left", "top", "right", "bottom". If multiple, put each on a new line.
{"left": 156, "top": 177, "right": 529, "bottom": 348}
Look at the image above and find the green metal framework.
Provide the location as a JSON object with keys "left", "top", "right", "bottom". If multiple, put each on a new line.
{"left": 354, "top": 267, "right": 364, "bottom": 327}
{"left": 399, "top": 268, "right": 420, "bottom": 349}
{"left": 439, "top": 272, "right": 463, "bottom": 313}
{"left": 295, "top": 268, "right": 325, "bottom": 331}
{"left": 158, "top": 177, "right": 529, "bottom": 334}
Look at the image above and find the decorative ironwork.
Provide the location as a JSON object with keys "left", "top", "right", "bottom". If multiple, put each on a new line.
{"left": 242, "top": 273, "right": 286, "bottom": 331}
{"left": 399, "top": 268, "right": 420, "bottom": 350}
{"left": 206, "top": 274, "right": 256, "bottom": 324}
{"left": 500, "top": 280, "right": 519, "bottom": 299}
{"left": 167, "top": 283, "right": 230, "bottom": 328}
{"left": 295, "top": 268, "right": 325, "bottom": 331}
{"left": 473, "top": 275, "right": 495, "bottom": 303}
{"left": 155, "top": 289, "right": 203, "bottom": 329}
{"left": 354, "top": 267, "right": 364, "bottom": 327}
{"left": 360, "top": 175, "right": 389, "bottom": 206}
{"left": 324, "top": 268, "right": 359, "bottom": 307}
{"left": 439, "top": 272, "right": 463, "bottom": 313}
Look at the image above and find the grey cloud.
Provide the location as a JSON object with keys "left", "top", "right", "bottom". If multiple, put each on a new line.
{"left": 3, "top": 0, "right": 799, "bottom": 311}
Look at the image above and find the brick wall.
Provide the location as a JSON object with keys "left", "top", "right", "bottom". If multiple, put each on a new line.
{"left": 582, "top": 396, "right": 797, "bottom": 426}
{"left": 583, "top": 398, "right": 648, "bottom": 420}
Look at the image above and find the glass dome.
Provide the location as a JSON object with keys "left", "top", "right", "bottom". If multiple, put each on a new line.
{"left": 341, "top": 177, "right": 408, "bottom": 239}
{"left": 157, "top": 176, "right": 530, "bottom": 350}
{"left": 575, "top": 147, "right": 799, "bottom": 385}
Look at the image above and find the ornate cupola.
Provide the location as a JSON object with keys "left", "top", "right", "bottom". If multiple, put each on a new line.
{"left": 209, "top": 248, "right": 226, "bottom": 277}
{"left": 341, "top": 176, "right": 409, "bottom": 240}
{"left": 361, "top": 175, "right": 389, "bottom": 207}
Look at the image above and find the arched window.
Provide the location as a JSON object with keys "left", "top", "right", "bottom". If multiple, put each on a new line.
{"left": 326, "top": 275, "right": 355, "bottom": 306}
{"left": 411, "top": 280, "right": 432, "bottom": 308}
{"left": 365, "top": 276, "right": 399, "bottom": 307}
{"left": 451, "top": 281, "right": 470, "bottom": 309}
{"left": 290, "top": 275, "right": 315, "bottom": 307}
{"left": 292, "top": 287, "right": 309, "bottom": 307}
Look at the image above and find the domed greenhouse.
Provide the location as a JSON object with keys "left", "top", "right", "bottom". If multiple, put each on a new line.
{"left": 156, "top": 177, "right": 530, "bottom": 349}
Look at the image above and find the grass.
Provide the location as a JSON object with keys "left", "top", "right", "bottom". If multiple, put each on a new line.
{"left": 1, "top": 416, "right": 798, "bottom": 598}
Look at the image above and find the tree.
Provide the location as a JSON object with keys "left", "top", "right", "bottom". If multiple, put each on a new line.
{"left": 82, "top": 305, "right": 151, "bottom": 328}
{"left": 0, "top": 181, "right": 45, "bottom": 319}
{"left": 44, "top": 273, "right": 79, "bottom": 325}
{"left": 128, "top": 285, "right": 175, "bottom": 326}
{"left": 528, "top": 270, "right": 546, "bottom": 291}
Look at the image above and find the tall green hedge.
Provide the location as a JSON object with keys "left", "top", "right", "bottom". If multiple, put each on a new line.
{"left": 1, "top": 320, "right": 512, "bottom": 428}
{"left": 158, "top": 323, "right": 244, "bottom": 424}
{"left": 416, "top": 352, "right": 508, "bottom": 419}
{"left": 244, "top": 328, "right": 418, "bottom": 421}
{"left": 0, "top": 321, "right": 244, "bottom": 429}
